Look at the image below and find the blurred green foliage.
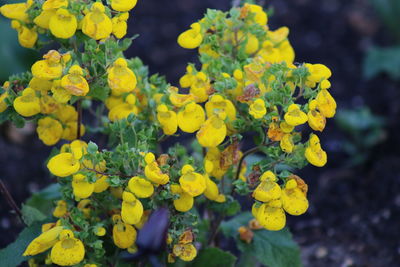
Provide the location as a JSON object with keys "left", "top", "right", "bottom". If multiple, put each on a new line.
{"left": 0, "top": 15, "right": 38, "bottom": 82}
{"left": 335, "top": 107, "right": 386, "bottom": 166}
{"left": 364, "top": 0, "right": 400, "bottom": 79}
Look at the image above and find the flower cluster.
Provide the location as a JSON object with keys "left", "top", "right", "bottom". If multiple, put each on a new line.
{"left": 0, "top": 1, "right": 336, "bottom": 266}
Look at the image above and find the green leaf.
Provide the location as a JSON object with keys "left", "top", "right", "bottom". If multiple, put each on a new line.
{"left": 192, "top": 247, "right": 236, "bottom": 267}
{"left": 363, "top": 46, "right": 400, "bottom": 80}
{"left": 221, "top": 212, "right": 302, "bottom": 267}
{"left": 21, "top": 205, "right": 47, "bottom": 226}
{"left": 25, "top": 183, "right": 61, "bottom": 215}
{"left": 0, "top": 223, "right": 42, "bottom": 267}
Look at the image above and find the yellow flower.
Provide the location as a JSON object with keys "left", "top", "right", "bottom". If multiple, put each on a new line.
{"left": 121, "top": 191, "right": 144, "bottom": 225}
{"left": 112, "top": 214, "right": 137, "bottom": 249}
{"left": 305, "top": 63, "right": 332, "bottom": 83}
{"left": 280, "top": 133, "right": 294, "bottom": 153}
{"left": 280, "top": 121, "right": 294, "bottom": 133}
{"left": 95, "top": 227, "right": 106, "bottom": 237}
{"left": 267, "top": 122, "right": 284, "bottom": 141}
{"left": 253, "top": 171, "right": 281, "bottom": 202}
{"left": 111, "top": 0, "right": 137, "bottom": 12}
{"left": 190, "top": 72, "right": 210, "bottom": 103}
{"left": 177, "top": 102, "right": 205, "bottom": 133}
{"left": 204, "top": 147, "right": 227, "bottom": 179}
{"left": 203, "top": 174, "right": 224, "bottom": 202}
{"left": 51, "top": 230, "right": 85, "bottom": 266}
{"left": 11, "top": 21, "right": 38, "bottom": 48}
{"left": 268, "top": 26, "right": 289, "bottom": 44}
{"left": 128, "top": 176, "right": 154, "bottom": 198}
{"left": 55, "top": 104, "right": 77, "bottom": 123}
{"left": 42, "top": 0, "right": 68, "bottom": 10}
{"left": 112, "top": 12, "right": 129, "bottom": 39}
{"left": 107, "top": 58, "right": 137, "bottom": 95}
{"left": 305, "top": 134, "right": 327, "bottom": 167}
{"left": 61, "top": 65, "right": 90, "bottom": 96}
{"left": 82, "top": 2, "right": 113, "bottom": 40}
{"left": 205, "top": 94, "right": 236, "bottom": 122}
{"left": 168, "top": 86, "right": 195, "bottom": 107}
{"left": 315, "top": 89, "right": 336, "bottom": 118}
{"left": 49, "top": 8, "right": 77, "bottom": 39}
{"left": 72, "top": 174, "right": 94, "bottom": 199}
{"left": 237, "top": 32, "right": 259, "bottom": 54}
{"left": 0, "top": 0, "right": 33, "bottom": 22}
{"left": 0, "top": 92, "right": 8, "bottom": 112}
{"left": 255, "top": 200, "right": 286, "bottom": 231}
{"left": 53, "top": 200, "right": 67, "bottom": 218}
{"left": 281, "top": 179, "right": 309, "bottom": 216}
{"left": 178, "top": 22, "right": 203, "bottom": 49}
{"left": 62, "top": 121, "right": 85, "bottom": 141}
{"left": 144, "top": 153, "right": 170, "bottom": 185}
{"left": 249, "top": 98, "right": 266, "bottom": 119}
{"left": 23, "top": 226, "right": 63, "bottom": 256}
{"left": 157, "top": 104, "right": 178, "bottom": 135}
{"left": 108, "top": 94, "right": 139, "bottom": 121}
{"left": 13, "top": 88, "right": 40, "bottom": 117}
{"left": 39, "top": 95, "right": 59, "bottom": 114}
{"left": 47, "top": 152, "right": 80, "bottom": 177}
{"left": 196, "top": 115, "right": 227, "bottom": 148}
{"left": 171, "top": 184, "right": 194, "bottom": 212}
{"left": 173, "top": 243, "right": 197, "bottom": 262}
{"left": 37, "top": 117, "right": 63, "bottom": 145}
{"left": 179, "top": 65, "right": 195, "bottom": 88}
{"left": 307, "top": 100, "right": 326, "bottom": 132}
{"left": 93, "top": 175, "right": 110, "bottom": 193}
{"left": 284, "top": 104, "right": 308, "bottom": 126}
{"left": 34, "top": 9, "right": 57, "bottom": 29}
{"left": 179, "top": 165, "right": 206, "bottom": 197}
{"left": 31, "top": 50, "right": 63, "bottom": 80}
{"left": 244, "top": 3, "right": 268, "bottom": 25}
{"left": 51, "top": 79, "right": 71, "bottom": 103}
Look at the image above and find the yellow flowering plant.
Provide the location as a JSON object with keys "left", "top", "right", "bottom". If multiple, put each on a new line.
{"left": 0, "top": 0, "right": 337, "bottom": 266}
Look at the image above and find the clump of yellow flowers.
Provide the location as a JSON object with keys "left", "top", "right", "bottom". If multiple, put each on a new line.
{"left": 0, "top": 1, "right": 336, "bottom": 266}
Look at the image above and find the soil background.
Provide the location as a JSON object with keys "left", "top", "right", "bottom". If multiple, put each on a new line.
{"left": 1, "top": 0, "right": 400, "bottom": 266}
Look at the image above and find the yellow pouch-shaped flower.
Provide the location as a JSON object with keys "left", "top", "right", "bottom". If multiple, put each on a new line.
{"left": 37, "top": 117, "right": 63, "bottom": 145}
{"left": 49, "top": 8, "right": 77, "bottom": 39}
{"left": 256, "top": 201, "right": 286, "bottom": 231}
{"left": 282, "top": 179, "right": 309, "bottom": 215}
{"left": 157, "top": 104, "right": 178, "bottom": 135}
{"left": 177, "top": 102, "right": 205, "bottom": 133}
{"left": 112, "top": 12, "right": 129, "bottom": 39}
{"left": 128, "top": 176, "right": 154, "bottom": 198}
{"left": 0, "top": 92, "right": 8, "bottom": 112}
{"left": 61, "top": 65, "right": 89, "bottom": 96}
{"left": 39, "top": 95, "right": 59, "bottom": 114}
{"left": 280, "top": 133, "right": 294, "bottom": 153}
{"left": 305, "top": 63, "right": 332, "bottom": 83}
{"left": 244, "top": 3, "right": 268, "bottom": 25}
{"left": 173, "top": 243, "right": 197, "bottom": 262}
{"left": 168, "top": 86, "right": 195, "bottom": 107}
{"left": 305, "top": 134, "right": 327, "bottom": 167}
{"left": 82, "top": 3, "right": 112, "bottom": 40}
{"left": 111, "top": 0, "right": 137, "bottom": 12}
{"left": 284, "top": 104, "right": 308, "bottom": 126}
{"left": 196, "top": 115, "right": 227, "bottom": 148}
{"left": 121, "top": 191, "right": 143, "bottom": 225}
{"left": 253, "top": 179, "right": 281, "bottom": 202}
{"left": 179, "top": 165, "right": 206, "bottom": 197}
{"left": 11, "top": 21, "right": 38, "bottom": 48}
{"left": 113, "top": 215, "right": 137, "bottom": 249}
{"left": 51, "top": 230, "right": 85, "bottom": 266}
{"left": 205, "top": 94, "right": 236, "bottom": 122}
{"left": 23, "top": 226, "right": 63, "bottom": 256}
{"left": 107, "top": 58, "right": 137, "bottom": 95}
{"left": 178, "top": 22, "right": 203, "bottom": 49}
{"left": 34, "top": 9, "right": 57, "bottom": 29}
{"left": 171, "top": 184, "right": 194, "bottom": 212}
{"left": 316, "top": 89, "right": 336, "bottom": 118}
{"left": 53, "top": 200, "right": 67, "bottom": 218}
{"left": 13, "top": 87, "right": 40, "bottom": 117}
{"left": 190, "top": 72, "right": 210, "bottom": 103}
{"left": 47, "top": 152, "right": 80, "bottom": 177}
{"left": 203, "top": 174, "right": 224, "bottom": 201}
{"left": 42, "top": 0, "right": 68, "bottom": 10}
{"left": 31, "top": 50, "right": 63, "bottom": 80}
{"left": 72, "top": 174, "right": 94, "bottom": 199}
{"left": 249, "top": 98, "right": 266, "bottom": 119}
{"left": 204, "top": 147, "right": 227, "bottom": 179}
{"left": 0, "top": 0, "right": 33, "bottom": 22}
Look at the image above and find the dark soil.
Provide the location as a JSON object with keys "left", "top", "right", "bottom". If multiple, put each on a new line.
{"left": 1, "top": 0, "right": 400, "bottom": 266}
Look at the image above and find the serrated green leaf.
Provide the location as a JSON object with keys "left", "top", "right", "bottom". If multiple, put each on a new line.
{"left": 221, "top": 212, "right": 302, "bottom": 267}
{"left": 192, "top": 247, "right": 236, "bottom": 267}
{"left": 0, "top": 223, "right": 42, "bottom": 267}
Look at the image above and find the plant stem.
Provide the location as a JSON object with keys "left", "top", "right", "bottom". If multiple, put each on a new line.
{"left": 0, "top": 179, "right": 23, "bottom": 222}
{"left": 207, "top": 214, "right": 223, "bottom": 245}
